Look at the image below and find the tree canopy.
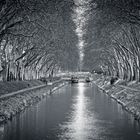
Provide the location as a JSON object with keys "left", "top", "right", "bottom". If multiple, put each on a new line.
{"left": 83, "top": 0, "right": 140, "bottom": 81}
{"left": 0, "top": 0, "right": 79, "bottom": 81}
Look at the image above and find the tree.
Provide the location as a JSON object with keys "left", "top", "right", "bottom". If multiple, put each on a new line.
{"left": 83, "top": 0, "right": 140, "bottom": 82}
{"left": 0, "top": 0, "right": 79, "bottom": 81}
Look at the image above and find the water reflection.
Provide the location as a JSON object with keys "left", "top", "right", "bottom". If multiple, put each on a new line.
{"left": 59, "top": 83, "right": 98, "bottom": 140}
{"left": 1, "top": 83, "right": 140, "bottom": 140}
{"left": 0, "top": 125, "right": 4, "bottom": 139}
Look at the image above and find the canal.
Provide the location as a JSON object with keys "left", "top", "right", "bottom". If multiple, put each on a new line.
{"left": 0, "top": 83, "right": 140, "bottom": 140}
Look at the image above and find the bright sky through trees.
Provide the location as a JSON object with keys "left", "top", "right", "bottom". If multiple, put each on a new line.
{"left": 72, "top": 0, "right": 91, "bottom": 70}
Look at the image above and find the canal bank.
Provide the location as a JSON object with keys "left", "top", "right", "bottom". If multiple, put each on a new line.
{"left": 0, "top": 80, "right": 67, "bottom": 124}
{"left": 93, "top": 74, "right": 140, "bottom": 122}
{"left": 1, "top": 82, "right": 140, "bottom": 140}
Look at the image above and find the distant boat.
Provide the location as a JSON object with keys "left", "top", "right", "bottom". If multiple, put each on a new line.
{"left": 85, "top": 77, "right": 91, "bottom": 82}
{"left": 71, "top": 76, "right": 79, "bottom": 83}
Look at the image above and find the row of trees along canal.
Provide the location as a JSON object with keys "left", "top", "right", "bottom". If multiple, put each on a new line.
{"left": 0, "top": 0, "right": 79, "bottom": 81}
{"left": 83, "top": 0, "right": 140, "bottom": 82}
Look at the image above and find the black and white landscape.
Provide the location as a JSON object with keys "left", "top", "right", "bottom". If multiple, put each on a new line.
{"left": 0, "top": 0, "right": 140, "bottom": 140}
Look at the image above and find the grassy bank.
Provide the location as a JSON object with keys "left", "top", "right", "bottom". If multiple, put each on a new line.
{"left": 93, "top": 74, "right": 140, "bottom": 121}
{"left": 0, "top": 80, "right": 66, "bottom": 124}
{"left": 0, "top": 76, "right": 61, "bottom": 96}
{"left": 0, "top": 80, "right": 44, "bottom": 96}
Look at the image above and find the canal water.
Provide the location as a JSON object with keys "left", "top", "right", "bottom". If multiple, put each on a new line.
{"left": 0, "top": 83, "right": 140, "bottom": 140}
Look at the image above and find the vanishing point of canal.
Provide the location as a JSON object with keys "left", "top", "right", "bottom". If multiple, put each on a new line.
{"left": 1, "top": 82, "right": 140, "bottom": 140}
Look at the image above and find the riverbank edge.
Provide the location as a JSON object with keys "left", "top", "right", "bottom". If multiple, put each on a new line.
{"left": 0, "top": 80, "right": 68, "bottom": 125}
{"left": 93, "top": 76, "right": 140, "bottom": 122}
